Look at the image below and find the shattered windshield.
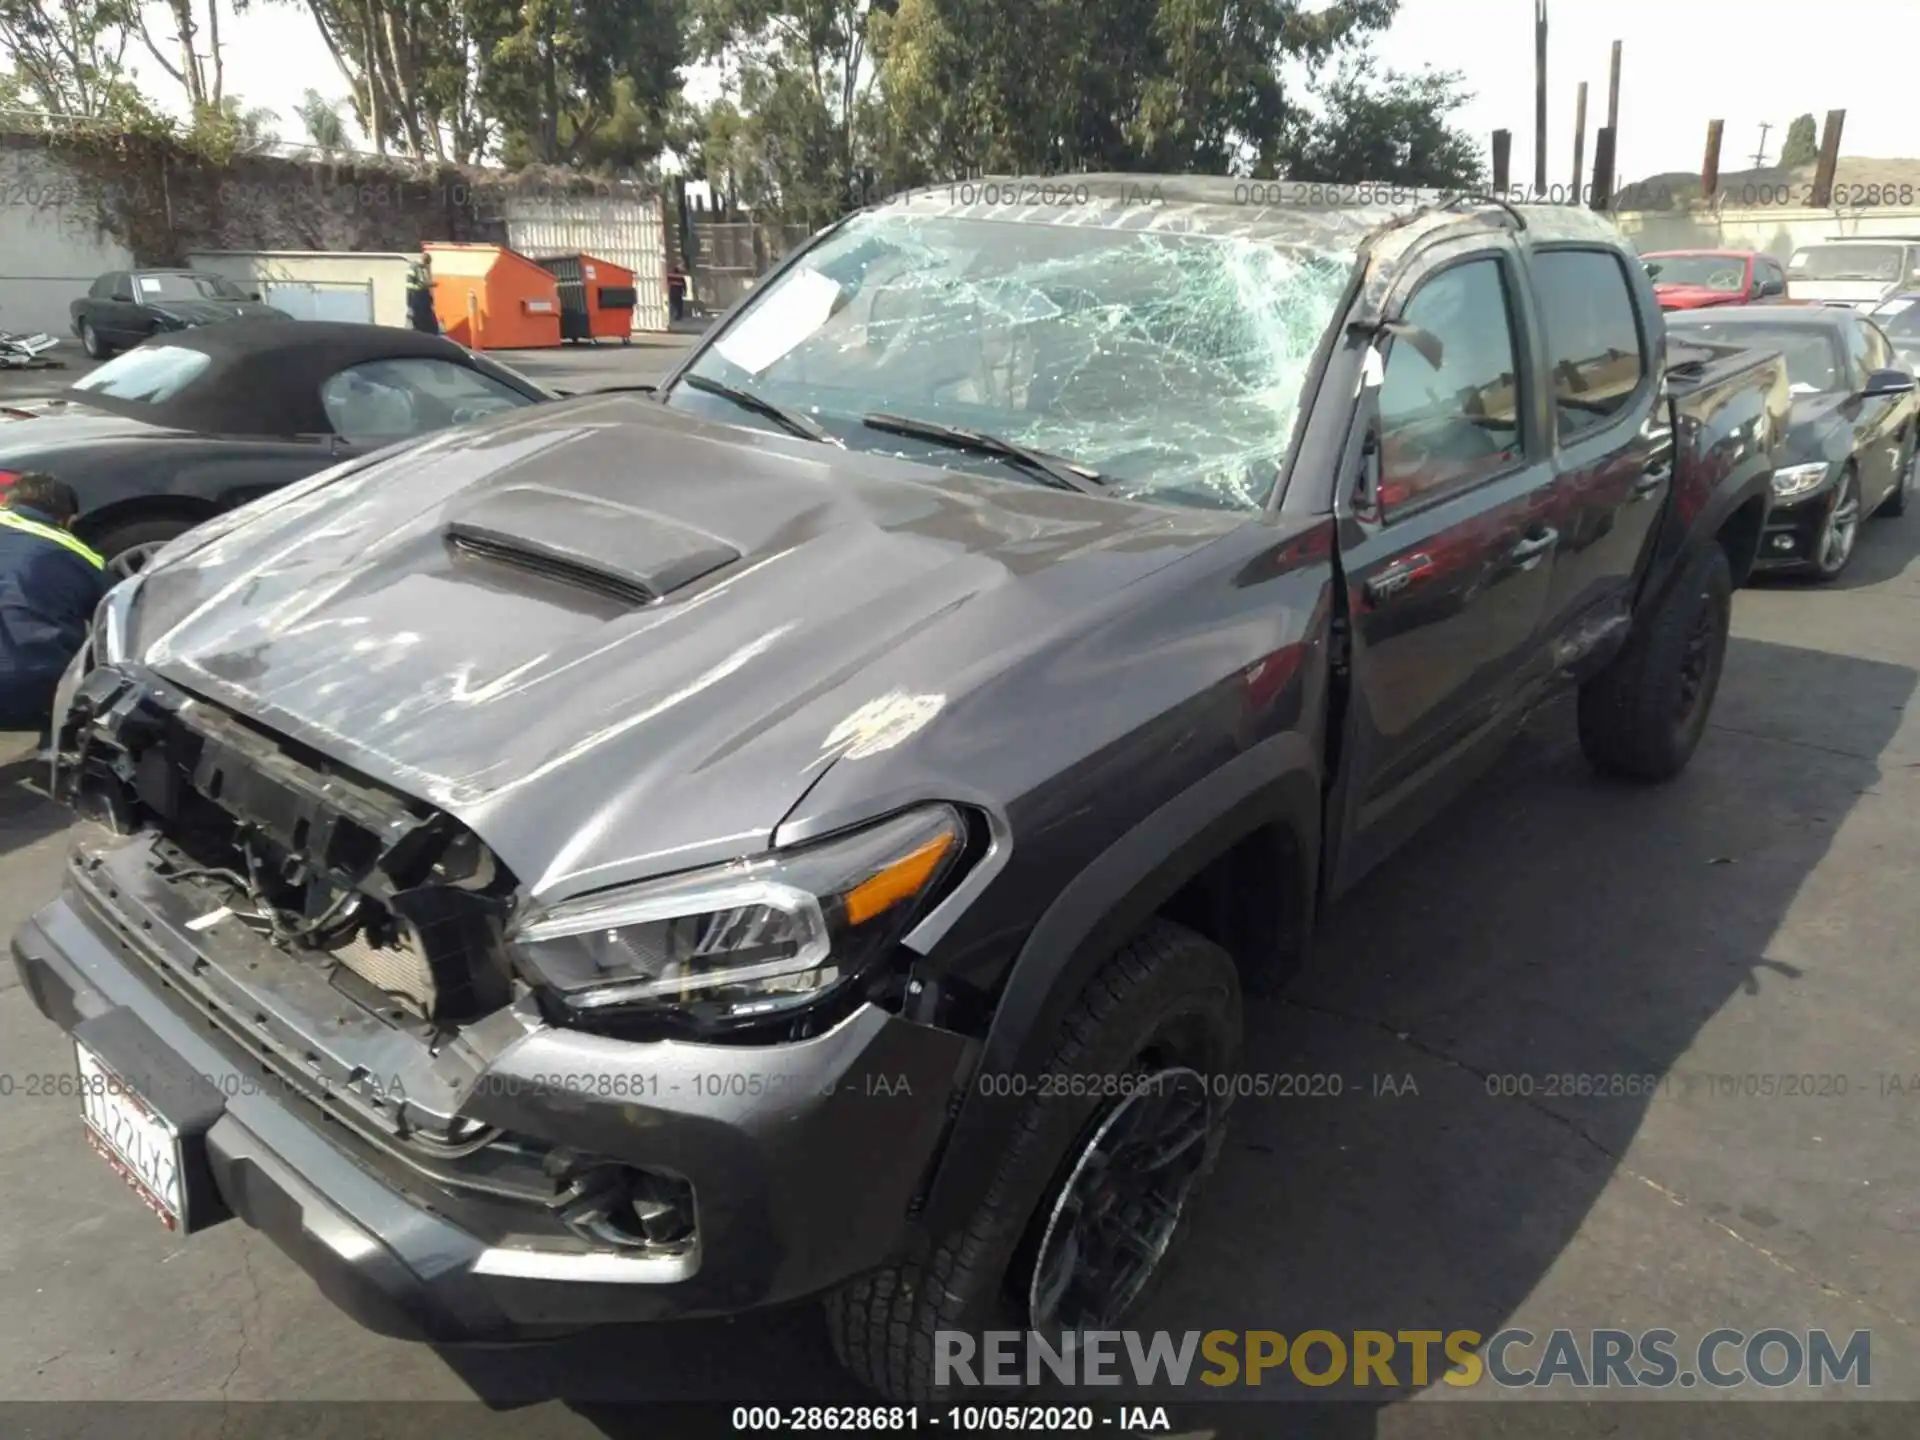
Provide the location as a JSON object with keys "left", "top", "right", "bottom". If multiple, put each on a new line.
{"left": 670, "top": 211, "right": 1355, "bottom": 511}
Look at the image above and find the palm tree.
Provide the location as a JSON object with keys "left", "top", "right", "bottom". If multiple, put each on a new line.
{"left": 295, "top": 89, "right": 349, "bottom": 153}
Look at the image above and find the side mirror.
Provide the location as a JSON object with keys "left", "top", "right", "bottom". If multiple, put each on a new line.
{"left": 249, "top": 291, "right": 262, "bottom": 302}
{"left": 1863, "top": 368, "right": 1916, "bottom": 397}
{"left": 1380, "top": 319, "right": 1445, "bottom": 369}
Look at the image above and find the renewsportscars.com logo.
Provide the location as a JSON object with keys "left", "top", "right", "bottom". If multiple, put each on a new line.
{"left": 934, "top": 1328, "right": 1872, "bottom": 1391}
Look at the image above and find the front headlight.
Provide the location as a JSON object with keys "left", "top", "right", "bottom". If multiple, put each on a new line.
{"left": 1771, "top": 462, "right": 1831, "bottom": 500}
{"left": 509, "top": 804, "right": 968, "bottom": 1023}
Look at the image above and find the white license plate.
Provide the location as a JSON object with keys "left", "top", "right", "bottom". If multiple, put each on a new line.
{"left": 77, "top": 1043, "right": 186, "bottom": 1230}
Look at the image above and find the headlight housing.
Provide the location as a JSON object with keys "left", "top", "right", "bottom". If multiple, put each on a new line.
{"left": 1771, "top": 462, "right": 1831, "bottom": 500}
{"left": 509, "top": 804, "right": 968, "bottom": 1025}
{"left": 90, "top": 572, "right": 143, "bottom": 666}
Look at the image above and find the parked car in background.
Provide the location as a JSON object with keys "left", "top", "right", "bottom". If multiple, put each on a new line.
{"left": 0, "top": 319, "right": 557, "bottom": 567}
{"left": 1642, "top": 249, "right": 1786, "bottom": 309}
{"left": 14, "top": 184, "right": 1786, "bottom": 1406}
{"left": 1668, "top": 304, "right": 1916, "bottom": 579}
{"left": 1869, "top": 293, "right": 1920, "bottom": 373}
{"left": 1785, "top": 237, "right": 1920, "bottom": 311}
{"left": 70, "top": 269, "right": 287, "bottom": 360}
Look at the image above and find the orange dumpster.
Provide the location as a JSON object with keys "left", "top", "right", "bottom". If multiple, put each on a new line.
{"left": 422, "top": 242, "right": 562, "bottom": 350}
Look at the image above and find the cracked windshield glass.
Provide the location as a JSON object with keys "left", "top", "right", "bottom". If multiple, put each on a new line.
{"left": 671, "top": 211, "right": 1355, "bottom": 511}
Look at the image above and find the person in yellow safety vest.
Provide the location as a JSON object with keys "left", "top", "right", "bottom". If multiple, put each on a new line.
{"left": 0, "top": 473, "right": 106, "bottom": 750}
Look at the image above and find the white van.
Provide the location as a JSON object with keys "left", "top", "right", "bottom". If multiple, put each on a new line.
{"left": 1786, "top": 237, "right": 1920, "bottom": 309}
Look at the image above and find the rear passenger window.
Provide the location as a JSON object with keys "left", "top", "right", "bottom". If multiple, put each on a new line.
{"left": 1533, "top": 249, "right": 1646, "bottom": 440}
{"left": 1376, "top": 258, "right": 1524, "bottom": 508}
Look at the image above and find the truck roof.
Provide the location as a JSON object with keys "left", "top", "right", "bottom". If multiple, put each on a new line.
{"left": 1641, "top": 248, "right": 1756, "bottom": 259}
{"left": 876, "top": 175, "right": 1629, "bottom": 257}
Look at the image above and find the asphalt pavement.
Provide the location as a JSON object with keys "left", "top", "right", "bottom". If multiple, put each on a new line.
{"left": 0, "top": 375, "right": 1918, "bottom": 1436}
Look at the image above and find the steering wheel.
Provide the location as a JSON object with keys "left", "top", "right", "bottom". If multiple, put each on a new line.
{"left": 1709, "top": 267, "right": 1742, "bottom": 290}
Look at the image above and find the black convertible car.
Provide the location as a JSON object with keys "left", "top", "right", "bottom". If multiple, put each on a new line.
{"left": 1668, "top": 304, "right": 1917, "bottom": 579}
{"left": 0, "top": 320, "right": 558, "bottom": 568}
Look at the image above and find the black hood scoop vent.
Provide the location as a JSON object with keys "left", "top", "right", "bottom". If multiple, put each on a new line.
{"left": 443, "top": 483, "right": 741, "bottom": 607}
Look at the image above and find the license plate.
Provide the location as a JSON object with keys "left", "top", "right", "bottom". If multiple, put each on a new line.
{"left": 77, "top": 1042, "right": 187, "bottom": 1230}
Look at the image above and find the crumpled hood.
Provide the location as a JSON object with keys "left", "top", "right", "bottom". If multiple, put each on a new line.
{"left": 150, "top": 299, "right": 283, "bottom": 326}
{"left": 127, "top": 394, "right": 1236, "bottom": 897}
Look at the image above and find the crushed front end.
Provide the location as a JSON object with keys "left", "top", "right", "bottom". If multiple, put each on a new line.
{"left": 14, "top": 661, "right": 975, "bottom": 1339}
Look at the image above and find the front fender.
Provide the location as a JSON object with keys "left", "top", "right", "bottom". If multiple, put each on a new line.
{"left": 914, "top": 728, "right": 1322, "bottom": 1236}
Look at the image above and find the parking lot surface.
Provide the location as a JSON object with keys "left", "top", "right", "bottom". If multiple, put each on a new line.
{"left": 0, "top": 369, "right": 1917, "bottom": 1433}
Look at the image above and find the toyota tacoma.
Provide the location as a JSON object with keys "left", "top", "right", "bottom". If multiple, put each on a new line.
{"left": 14, "top": 179, "right": 1788, "bottom": 1404}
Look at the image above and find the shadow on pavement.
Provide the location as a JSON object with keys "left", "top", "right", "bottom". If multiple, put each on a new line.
{"left": 428, "top": 633, "right": 1913, "bottom": 1436}
{"left": 0, "top": 739, "right": 65, "bottom": 857}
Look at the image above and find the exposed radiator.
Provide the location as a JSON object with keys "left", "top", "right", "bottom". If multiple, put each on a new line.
{"left": 330, "top": 929, "right": 436, "bottom": 1016}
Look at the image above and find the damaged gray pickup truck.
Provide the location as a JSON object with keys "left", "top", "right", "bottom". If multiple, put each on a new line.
{"left": 14, "top": 178, "right": 1788, "bottom": 1404}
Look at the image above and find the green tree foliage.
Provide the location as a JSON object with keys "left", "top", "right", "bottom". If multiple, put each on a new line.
{"left": 1282, "top": 57, "right": 1484, "bottom": 189}
{"left": 1780, "top": 113, "right": 1818, "bottom": 170}
{"left": 293, "top": 87, "right": 349, "bottom": 149}
{"left": 482, "top": 0, "right": 685, "bottom": 167}
{"left": 682, "top": 0, "right": 889, "bottom": 226}
{"left": 0, "top": 0, "right": 155, "bottom": 120}
{"left": 874, "top": 0, "right": 1397, "bottom": 182}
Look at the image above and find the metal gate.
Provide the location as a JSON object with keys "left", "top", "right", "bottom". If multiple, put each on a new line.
{"left": 503, "top": 194, "right": 669, "bottom": 332}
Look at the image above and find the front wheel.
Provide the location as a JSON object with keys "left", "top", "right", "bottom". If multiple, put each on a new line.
{"left": 824, "top": 919, "right": 1242, "bottom": 1404}
{"left": 1577, "top": 542, "right": 1732, "bottom": 782}
{"left": 1811, "top": 466, "right": 1861, "bottom": 580}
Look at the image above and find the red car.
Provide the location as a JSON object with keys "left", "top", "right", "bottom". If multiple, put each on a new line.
{"left": 1642, "top": 249, "right": 1788, "bottom": 310}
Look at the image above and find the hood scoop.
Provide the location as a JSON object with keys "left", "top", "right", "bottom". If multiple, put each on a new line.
{"left": 443, "top": 483, "right": 741, "bottom": 607}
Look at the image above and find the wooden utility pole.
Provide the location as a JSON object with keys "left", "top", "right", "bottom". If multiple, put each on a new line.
{"left": 1571, "top": 81, "right": 1588, "bottom": 203}
{"left": 1590, "top": 127, "right": 1616, "bottom": 212}
{"left": 1751, "top": 121, "right": 1773, "bottom": 172}
{"left": 1492, "top": 129, "right": 1512, "bottom": 193}
{"left": 1702, "top": 119, "right": 1725, "bottom": 199}
{"left": 1534, "top": 0, "right": 1549, "bottom": 193}
{"left": 1811, "top": 109, "right": 1846, "bottom": 207}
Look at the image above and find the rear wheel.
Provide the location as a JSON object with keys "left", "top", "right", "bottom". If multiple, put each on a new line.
{"left": 80, "top": 320, "right": 111, "bottom": 360}
{"left": 824, "top": 919, "right": 1241, "bottom": 1403}
{"left": 1577, "top": 542, "right": 1732, "bottom": 782}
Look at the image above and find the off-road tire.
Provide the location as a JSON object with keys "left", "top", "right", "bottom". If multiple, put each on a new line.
{"left": 1577, "top": 541, "right": 1732, "bottom": 782}
{"left": 80, "top": 320, "right": 111, "bottom": 360}
{"left": 824, "top": 919, "right": 1242, "bottom": 1404}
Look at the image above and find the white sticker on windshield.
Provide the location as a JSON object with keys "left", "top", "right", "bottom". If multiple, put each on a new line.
{"left": 1790, "top": 382, "right": 1821, "bottom": 396}
{"left": 137, "top": 276, "right": 162, "bottom": 294}
{"left": 712, "top": 267, "right": 844, "bottom": 375}
{"left": 1878, "top": 298, "right": 1914, "bottom": 316}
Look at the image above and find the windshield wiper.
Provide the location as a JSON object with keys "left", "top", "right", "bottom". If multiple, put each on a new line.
{"left": 680, "top": 372, "right": 840, "bottom": 445}
{"left": 861, "top": 412, "right": 1107, "bottom": 495}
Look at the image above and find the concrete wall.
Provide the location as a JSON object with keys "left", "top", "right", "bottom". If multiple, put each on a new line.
{"left": 185, "top": 250, "right": 419, "bottom": 328}
{"left": 0, "top": 145, "right": 134, "bottom": 338}
{"left": 1615, "top": 205, "right": 1920, "bottom": 263}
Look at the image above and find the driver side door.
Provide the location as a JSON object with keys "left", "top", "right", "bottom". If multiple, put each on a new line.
{"left": 1330, "top": 240, "right": 1562, "bottom": 893}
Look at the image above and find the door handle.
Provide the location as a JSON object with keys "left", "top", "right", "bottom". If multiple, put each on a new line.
{"left": 1508, "top": 528, "right": 1558, "bottom": 566}
{"left": 1363, "top": 552, "right": 1434, "bottom": 604}
{"left": 1632, "top": 467, "right": 1669, "bottom": 497}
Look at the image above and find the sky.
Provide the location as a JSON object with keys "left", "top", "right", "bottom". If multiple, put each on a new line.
{"left": 135, "top": 0, "right": 1920, "bottom": 186}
